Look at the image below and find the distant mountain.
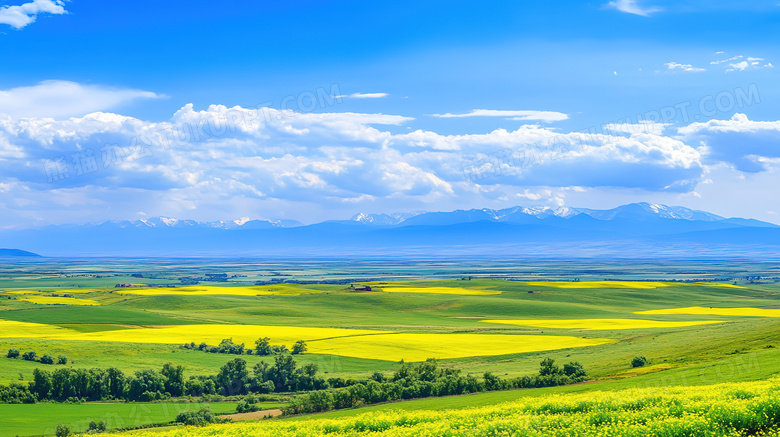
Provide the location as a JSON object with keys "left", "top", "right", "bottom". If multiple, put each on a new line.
{"left": 348, "top": 203, "right": 726, "bottom": 226}
{"left": 0, "top": 248, "right": 41, "bottom": 257}
{"left": 0, "top": 203, "right": 778, "bottom": 258}
{"left": 91, "top": 217, "right": 303, "bottom": 230}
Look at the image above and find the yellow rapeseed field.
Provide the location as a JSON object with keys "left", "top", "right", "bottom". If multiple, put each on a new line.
{"left": 379, "top": 286, "right": 502, "bottom": 296}
{"left": 481, "top": 318, "right": 723, "bottom": 330}
{"left": 114, "top": 285, "right": 323, "bottom": 296}
{"left": 0, "top": 323, "right": 390, "bottom": 346}
{"left": 0, "top": 320, "right": 78, "bottom": 338}
{"left": 18, "top": 296, "right": 100, "bottom": 306}
{"left": 0, "top": 320, "right": 610, "bottom": 361}
{"left": 636, "top": 306, "right": 780, "bottom": 317}
{"left": 307, "top": 333, "right": 613, "bottom": 361}
{"left": 98, "top": 378, "right": 780, "bottom": 437}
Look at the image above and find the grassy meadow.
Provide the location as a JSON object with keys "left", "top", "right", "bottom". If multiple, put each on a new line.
{"left": 1, "top": 260, "right": 779, "bottom": 435}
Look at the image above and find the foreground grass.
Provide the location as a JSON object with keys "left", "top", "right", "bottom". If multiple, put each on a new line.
{"left": 99, "top": 378, "right": 780, "bottom": 436}
{"left": 0, "top": 402, "right": 240, "bottom": 437}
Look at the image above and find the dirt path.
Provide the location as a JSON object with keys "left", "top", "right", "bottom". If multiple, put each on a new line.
{"left": 220, "top": 409, "right": 283, "bottom": 422}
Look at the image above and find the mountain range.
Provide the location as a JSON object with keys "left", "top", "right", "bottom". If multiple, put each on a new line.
{"left": 1, "top": 203, "right": 779, "bottom": 258}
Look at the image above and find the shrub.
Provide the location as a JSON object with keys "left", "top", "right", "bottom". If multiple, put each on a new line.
{"left": 292, "top": 340, "right": 307, "bottom": 355}
{"left": 7, "top": 349, "right": 19, "bottom": 359}
{"left": 22, "top": 351, "right": 37, "bottom": 361}
{"left": 87, "top": 420, "right": 107, "bottom": 433}
{"left": 55, "top": 424, "right": 70, "bottom": 437}
{"left": 175, "top": 407, "right": 222, "bottom": 426}
{"left": 631, "top": 356, "right": 649, "bottom": 368}
{"left": 236, "top": 395, "right": 261, "bottom": 413}
{"left": 57, "top": 355, "right": 68, "bottom": 365}
{"left": 563, "top": 361, "right": 587, "bottom": 379}
{"left": 40, "top": 355, "right": 55, "bottom": 365}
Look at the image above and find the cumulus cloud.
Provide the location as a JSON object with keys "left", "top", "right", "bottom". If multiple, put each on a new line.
{"left": 431, "top": 109, "right": 569, "bottom": 123}
{"left": 605, "top": 0, "right": 662, "bottom": 16}
{"left": 0, "top": 102, "right": 738, "bottom": 226}
{"left": 678, "top": 113, "right": 780, "bottom": 172}
{"left": 664, "top": 62, "right": 706, "bottom": 73}
{"left": 0, "top": 0, "right": 67, "bottom": 29}
{"left": 0, "top": 81, "right": 163, "bottom": 119}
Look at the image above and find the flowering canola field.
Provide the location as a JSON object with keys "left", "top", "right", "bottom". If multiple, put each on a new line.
{"left": 482, "top": 318, "right": 723, "bottom": 330}
{"left": 100, "top": 378, "right": 780, "bottom": 437}
{"left": 0, "top": 320, "right": 610, "bottom": 361}
{"left": 18, "top": 296, "right": 100, "bottom": 306}
{"left": 636, "top": 306, "right": 780, "bottom": 317}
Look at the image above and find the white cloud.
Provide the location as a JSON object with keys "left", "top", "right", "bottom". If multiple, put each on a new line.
{"left": 664, "top": 62, "right": 706, "bottom": 73}
{"left": 431, "top": 109, "right": 569, "bottom": 123}
{"left": 726, "top": 61, "right": 750, "bottom": 72}
{"left": 678, "top": 113, "right": 780, "bottom": 172}
{"left": 23, "top": 104, "right": 780, "bottom": 227}
{"left": 605, "top": 0, "right": 662, "bottom": 16}
{"left": 0, "top": 81, "right": 163, "bottom": 119}
{"left": 337, "top": 92, "right": 389, "bottom": 99}
{"left": 711, "top": 55, "right": 772, "bottom": 72}
{"left": 711, "top": 55, "right": 742, "bottom": 65}
{"left": 0, "top": 0, "right": 67, "bottom": 29}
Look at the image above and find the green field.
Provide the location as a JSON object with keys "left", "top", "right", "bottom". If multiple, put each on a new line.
{"left": 0, "top": 402, "right": 241, "bottom": 436}
{"left": 1, "top": 260, "right": 780, "bottom": 435}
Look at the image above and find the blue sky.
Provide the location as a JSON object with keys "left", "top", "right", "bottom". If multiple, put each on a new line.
{"left": 1, "top": 0, "right": 779, "bottom": 227}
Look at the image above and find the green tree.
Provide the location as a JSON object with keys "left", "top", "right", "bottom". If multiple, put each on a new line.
{"left": 217, "top": 358, "right": 249, "bottom": 395}
{"left": 631, "top": 356, "right": 649, "bottom": 368}
{"left": 40, "top": 355, "right": 55, "bottom": 365}
{"left": 539, "top": 358, "right": 561, "bottom": 376}
{"left": 55, "top": 424, "right": 70, "bottom": 437}
{"left": 292, "top": 340, "right": 308, "bottom": 355}
{"left": 22, "top": 351, "right": 37, "bottom": 361}
{"left": 563, "top": 362, "right": 587, "bottom": 379}
{"left": 31, "top": 368, "right": 53, "bottom": 399}
{"left": 57, "top": 355, "right": 68, "bottom": 365}
{"left": 254, "top": 337, "right": 272, "bottom": 356}
{"left": 7, "top": 348, "right": 19, "bottom": 359}
{"left": 161, "top": 363, "right": 185, "bottom": 397}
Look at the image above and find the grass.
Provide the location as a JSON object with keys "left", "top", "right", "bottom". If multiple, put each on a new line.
{"left": 0, "top": 402, "right": 240, "bottom": 437}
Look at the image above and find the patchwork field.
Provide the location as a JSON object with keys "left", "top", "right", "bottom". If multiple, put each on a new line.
{"left": 1, "top": 260, "right": 780, "bottom": 436}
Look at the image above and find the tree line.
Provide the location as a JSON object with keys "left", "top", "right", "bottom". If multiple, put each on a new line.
{"left": 0, "top": 352, "right": 324, "bottom": 404}
{"left": 181, "top": 337, "right": 307, "bottom": 355}
{"left": 285, "top": 357, "right": 587, "bottom": 414}
{"left": 0, "top": 351, "right": 586, "bottom": 410}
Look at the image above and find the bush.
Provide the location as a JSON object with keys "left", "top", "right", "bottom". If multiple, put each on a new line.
{"left": 55, "top": 424, "right": 70, "bottom": 437}
{"left": 58, "top": 355, "right": 68, "bottom": 365}
{"left": 40, "top": 355, "right": 55, "bottom": 365}
{"left": 22, "top": 351, "right": 37, "bottom": 361}
{"left": 7, "top": 349, "right": 19, "bottom": 359}
{"left": 563, "top": 361, "right": 587, "bottom": 379}
{"left": 292, "top": 340, "right": 307, "bottom": 355}
{"left": 175, "top": 407, "right": 222, "bottom": 426}
{"left": 87, "top": 420, "right": 106, "bottom": 433}
{"left": 236, "top": 395, "right": 261, "bottom": 413}
{"left": 631, "top": 356, "right": 649, "bottom": 368}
